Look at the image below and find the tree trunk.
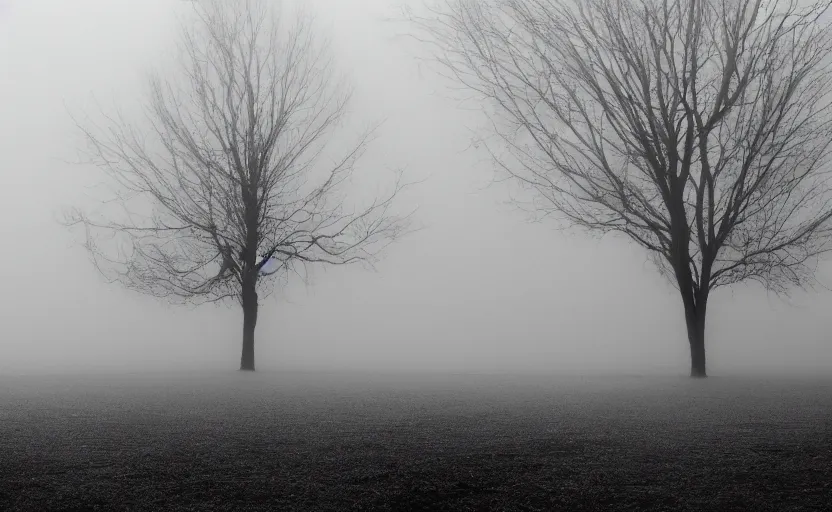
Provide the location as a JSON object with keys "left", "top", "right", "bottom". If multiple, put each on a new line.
{"left": 239, "top": 280, "right": 258, "bottom": 372}
{"left": 687, "top": 321, "right": 706, "bottom": 378}
{"left": 683, "top": 294, "right": 707, "bottom": 378}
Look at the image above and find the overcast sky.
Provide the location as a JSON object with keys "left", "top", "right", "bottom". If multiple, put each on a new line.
{"left": 1, "top": 0, "right": 832, "bottom": 376}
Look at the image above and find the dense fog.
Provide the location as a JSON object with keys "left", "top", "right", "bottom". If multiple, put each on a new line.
{"left": 1, "top": 0, "right": 832, "bottom": 376}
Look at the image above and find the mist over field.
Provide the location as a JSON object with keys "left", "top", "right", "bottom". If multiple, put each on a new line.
{"left": 0, "top": 0, "right": 831, "bottom": 379}
{"left": 2, "top": 0, "right": 832, "bottom": 507}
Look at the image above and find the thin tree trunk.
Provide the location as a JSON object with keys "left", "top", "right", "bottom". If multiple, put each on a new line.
{"left": 688, "top": 321, "right": 706, "bottom": 378}
{"left": 239, "top": 279, "right": 258, "bottom": 372}
{"left": 684, "top": 294, "right": 708, "bottom": 378}
{"left": 669, "top": 203, "right": 709, "bottom": 378}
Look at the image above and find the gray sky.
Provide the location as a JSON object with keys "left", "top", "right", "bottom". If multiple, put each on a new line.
{"left": 1, "top": 0, "right": 832, "bottom": 376}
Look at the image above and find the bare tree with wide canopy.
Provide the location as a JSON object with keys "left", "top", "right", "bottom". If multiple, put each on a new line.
{"left": 65, "top": 0, "right": 413, "bottom": 371}
{"left": 406, "top": 0, "right": 832, "bottom": 376}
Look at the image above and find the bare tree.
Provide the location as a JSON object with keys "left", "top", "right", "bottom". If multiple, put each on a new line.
{"left": 406, "top": 0, "right": 832, "bottom": 377}
{"left": 64, "top": 0, "right": 413, "bottom": 371}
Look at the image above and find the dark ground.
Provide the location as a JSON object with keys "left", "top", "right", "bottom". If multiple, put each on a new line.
{"left": 1, "top": 370, "right": 830, "bottom": 511}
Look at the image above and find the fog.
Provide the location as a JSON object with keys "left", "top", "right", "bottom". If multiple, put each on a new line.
{"left": 1, "top": 0, "right": 831, "bottom": 377}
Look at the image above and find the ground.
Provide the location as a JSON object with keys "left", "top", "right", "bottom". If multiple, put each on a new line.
{"left": 1, "top": 371, "right": 830, "bottom": 511}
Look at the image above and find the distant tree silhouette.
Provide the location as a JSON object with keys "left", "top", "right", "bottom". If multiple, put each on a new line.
{"left": 65, "top": 0, "right": 413, "bottom": 371}
{"left": 407, "top": 0, "right": 832, "bottom": 377}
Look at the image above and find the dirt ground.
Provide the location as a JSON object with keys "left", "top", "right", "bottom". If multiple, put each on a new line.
{"left": 1, "top": 371, "right": 830, "bottom": 511}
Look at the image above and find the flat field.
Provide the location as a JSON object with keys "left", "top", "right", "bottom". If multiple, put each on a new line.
{"left": 1, "top": 371, "right": 830, "bottom": 511}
